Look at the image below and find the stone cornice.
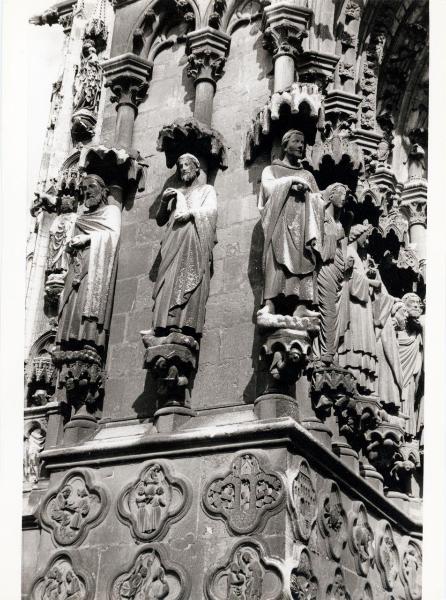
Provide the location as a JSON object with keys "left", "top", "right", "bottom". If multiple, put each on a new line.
{"left": 40, "top": 416, "right": 422, "bottom": 537}
{"left": 324, "top": 89, "right": 362, "bottom": 118}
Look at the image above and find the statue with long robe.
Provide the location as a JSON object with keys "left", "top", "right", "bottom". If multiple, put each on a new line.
{"left": 397, "top": 293, "right": 424, "bottom": 437}
{"left": 337, "top": 223, "right": 380, "bottom": 394}
{"left": 373, "top": 294, "right": 407, "bottom": 408}
{"left": 257, "top": 130, "right": 324, "bottom": 319}
{"left": 56, "top": 174, "right": 121, "bottom": 351}
{"left": 314, "top": 183, "right": 348, "bottom": 364}
{"left": 152, "top": 154, "right": 217, "bottom": 336}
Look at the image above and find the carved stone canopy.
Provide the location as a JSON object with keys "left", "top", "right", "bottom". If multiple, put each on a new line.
{"left": 157, "top": 117, "right": 228, "bottom": 171}
{"left": 185, "top": 27, "right": 231, "bottom": 86}
{"left": 79, "top": 145, "right": 148, "bottom": 192}
{"left": 102, "top": 53, "right": 153, "bottom": 111}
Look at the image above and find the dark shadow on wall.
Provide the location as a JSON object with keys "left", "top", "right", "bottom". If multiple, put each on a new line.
{"left": 132, "top": 370, "right": 159, "bottom": 420}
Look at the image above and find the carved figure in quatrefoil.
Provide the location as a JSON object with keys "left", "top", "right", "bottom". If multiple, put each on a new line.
{"left": 110, "top": 545, "right": 189, "bottom": 600}
{"left": 117, "top": 462, "right": 191, "bottom": 542}
{"left": 348, "top": 502, "right": 375, "bottom": 576}
{"left": 317, "top": 481, "right": 347, "bottom": 561}
{"left": 30, "top": 551, "right": 93, "bottom": 600}
{"left": 400, "top": 538, "right": 422, "bottom": 600}
{"left": 289, "top": 459, "right": 318, "bottom": 543}
{"left": 203, "top": 453, "right": 285, "bottom": 535}
{"left": 375, "top": 521, "right": 400, "bottom": 592}
{"left": 290, "top": 547, "right": 319, "bottom": 600}
{"left": 40, "top": 470, "right": 108, "bottom": 546}
{"left": 205, "top": 538, "right": 284, "bottom": 600}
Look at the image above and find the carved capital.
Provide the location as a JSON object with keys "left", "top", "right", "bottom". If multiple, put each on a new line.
{"left": 185, "top": 27, "right": 231, "bottom": 85}
{"left": 261, "top": 2, "right": 312, "bottom": 60}
{"left": 401, "top": 200, "right": 427, "bottom": 227}
{"left": 103, "top": 53, "right": 153, "bottom": 111}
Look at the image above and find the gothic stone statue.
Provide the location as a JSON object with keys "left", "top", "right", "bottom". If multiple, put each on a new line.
{"left": 73, "top": 39, "right": 102, "bottom": 115}
{"left": 56, "top": 174, "right": 121, "bottom": 352}
{"left": 398, "top": 293, "right": 424, "bottom": 437}
{"left": 337, "top": 223, "right": 380, "bottom": 395}
{"left": 152, "top": 153, "right": 217, "bottom": 338}
{"left": 257, "top": 130, "right": 324, "bottom": 323}
{"left": 315, "top": 182, "right": 349, "bottom": 364}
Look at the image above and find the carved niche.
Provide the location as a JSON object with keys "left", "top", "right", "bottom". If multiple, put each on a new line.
{"left": 288, "top": 458, "right": 318, "bottom": 544}
{"left": 326, "top": 567, "right": 352, "bottom": 600}
{"left": 40, "top": 469, "right": 109, "bottom": 546}
{"left": 117, "top": 461, "right": 191, "bottom": 542}
{"left": 30, "top": 551, "right": 93, "bottom": 600}
{"left": 375, "top": 520, "right": 400, "bottom": 592}
{"left": 205, "top": 538, "right": 284, "bottom": 600}
{"left": 347, "top": 502, "right": 375, "bottom": 577}
{"left": 400, "top": 537, "right": 422, "bottom": 600}
{"left": 290, "top": 547, "right": 319, "bottom": 600}
{"left": 110, "top": 544, "right": 189, "bottom": 600}
{"left": 317, "top": 481, "right": 348, "bottom": 561}
{"left": 203, "top": 453, "right": 285, "bottom": 535}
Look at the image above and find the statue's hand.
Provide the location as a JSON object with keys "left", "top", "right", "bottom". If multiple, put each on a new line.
{"left": 291, "top": 179, "right": 310, "bottom": 193}
{"left": 174, "top": 211, "right": 191, "bottom": 224}
{"left": 368, "top": 279, "right": 381, "bottom": 291}
{"left": 162, "top": 188, "right": 177, "bottom": 202}
{"left": 69, "top": 234, "right": 90, "bottom": 249}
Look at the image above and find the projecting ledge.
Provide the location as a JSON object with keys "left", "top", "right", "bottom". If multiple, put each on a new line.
{"left": 40, "top": 416, "right": 422, "bottom": 537}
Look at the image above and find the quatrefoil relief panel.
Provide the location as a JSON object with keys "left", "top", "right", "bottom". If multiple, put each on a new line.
{"left": 288, "top": 458, "right": 318, "bottom": 544}
{"left": 347, "top": 502, "right": 375, "bottom": 577}
{"left": 400, "top": 537, "right": 422, "bottom": 600}
{"left": 289, "top": 547, "right": 319, "bottom": 600}
{"left": 326, "top": 567, "right": 352, "bottom": 600}
{"left": 375, "top": 520, "right": 400, "bottom": 592}
{"left": 205, "top": 538, "right": 284, "bottom": 600}
{"left": 317, "top": 480, "right": 348, "bottom": 561}
{"left": 31, "top": 551, "right": 94, "bottom": 600}
{"left": 203, "top": 452, "right": 285, "bottom": 535}
{"left": 117, "top": 461, "right": 191, "bottom": 542}
{"left": 39, "top": 469, "right": 109, "bottom": 546}
{"left": 109, "top": 544, "right": 190, "bottom": 600}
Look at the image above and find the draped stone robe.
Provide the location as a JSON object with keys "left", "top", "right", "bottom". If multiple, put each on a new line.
{"left": 152, "top": 183, "right": 217, "bottom": 335}
{"left": 397, "top": 320, "right": 423, "bottom": 436}
{"left": 258, "top": 160, "right": 324, "bottom": 306}
{"left": 337, "top": 245, "right": 377, "bottom": 394}
{"left": 56, "top": 204, "right": 121, "bottom": 350}
{"left": 373, "top": 292, "right": 404, "bottom": 408}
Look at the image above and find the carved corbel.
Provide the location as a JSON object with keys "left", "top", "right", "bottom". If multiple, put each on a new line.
{"left": 29, "top": 1, "right": 75, "bottom": 35}
{"left": 102, "top": 53, "right": 153, "bottom": 150}
{"left": 185, "top": 27, "right": 231, "bottom": 126}
{"left": 363, "top": 420, "right": 405, "bottom": 492}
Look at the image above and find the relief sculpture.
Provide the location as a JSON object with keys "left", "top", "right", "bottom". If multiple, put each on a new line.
{"left": 31, "top": 552, "right": 92, "bottom": 600}
{"left": 117, "top": 462, "right": 191, "bottom": 542}
{"left": 203, "top": 453, "right": 284, "bottom": 535}
{"left": 289, "top": 459, "right": 317, "bottom": 543}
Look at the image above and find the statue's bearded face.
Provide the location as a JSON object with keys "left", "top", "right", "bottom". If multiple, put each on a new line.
{"left": 178, "top": 157, "right": 199, "bottom": 183}
{"left": 285, "top": 133, "right": 305, "bottom": 161}
{"left": 331, "top": 186, "right": 347, "bottom": 208}
{"left": 404, "top": 296, "right": 423, "bottom": 318}
{"left": 83, "top": 178, "right": 104, "bottom": 209}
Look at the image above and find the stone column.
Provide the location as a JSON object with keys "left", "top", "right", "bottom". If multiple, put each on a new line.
{"left": 102, "top": 53, "right": 153, "bottom": 150}
{"left": 261, "top": 2, "right": 312, "bottom": 93}
{"left": 185, "top": 27, "right": 231, "bottom": 127}
{"left": 401, "top": 179, "right": 427, "bottom": 268}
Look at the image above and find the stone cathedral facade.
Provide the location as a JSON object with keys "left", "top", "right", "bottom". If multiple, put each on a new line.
{"left": 24, "top": 0, "right": 426, "bottom": 598}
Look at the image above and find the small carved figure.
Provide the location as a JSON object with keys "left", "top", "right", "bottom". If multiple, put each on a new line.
{"left": 23, "top": 425, "right": 46, "bottom": 484}
{"left": 153, "top": 154, "right": 217, "bottom": 337}
{"left": 47, "top": 196, "right": 78, "bottom": 276}
{"left": 315, "top": 183, "right": 349, "bottom": 364}
{"left": 73, "top": 40, "right": 102, "bottom": 114}
{"left": 257, "top": 130, "right": 324, "bottom": 322}
{"left": 55, "top": 174, "right": 121, "bottom": 352}
{"left": 337, "top": 223, "right": 380, "bottom": 394}
{"left": 397, "top": 293, "right": 424, "bottom": 437}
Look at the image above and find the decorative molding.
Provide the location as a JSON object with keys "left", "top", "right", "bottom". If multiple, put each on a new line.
{"left": 203, "top": 452, "right": 285, "bottom": 535}
{"left": 205, "top": 537, "right": 284, "bottom": 600}
{"left": 117, "top": 461, "right": 191, "bottom": 542}
{"left": 39, "top": 469, "right": 109, "bottom": 546}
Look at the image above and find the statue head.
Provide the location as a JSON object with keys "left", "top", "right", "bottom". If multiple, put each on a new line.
{"left": 323, "top": 183, "right": 348, "bottom": 209}
{"left": 177, "top": 153, "right": 200, "bottom": 184}
{"left": 349, "top": 223, "right": 373, "bottom": 248}
{"left": 81, "top": 174, "right": 108, "bottom": 210}
{"left": 402, "top": 292, "right": 423, "bottom": 319}
{"left": 391, "top": 301, "right": 408, "bottom": 330}
{"left": 281, "top": 129, "right": 305, "bottom": 164}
